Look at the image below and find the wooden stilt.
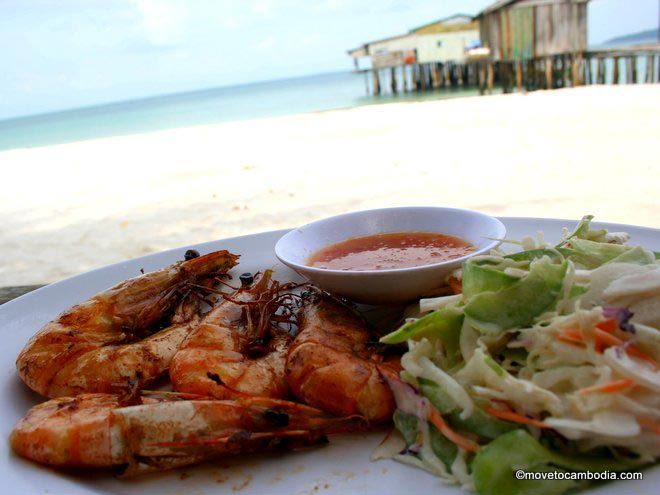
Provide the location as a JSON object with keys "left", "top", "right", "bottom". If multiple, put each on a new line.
{"left": 372, "top": 69, "right": 381, "bottom": 95}
{"left": 532, "top": 59, "right": 538, "bottom": 89}
{"left": 545, "top": 57, "right": 553, "bottom": 89}
{"left": 596, "top": 57, "right": 604, "bottom": 84}
{"left": 584, "top": 56, "right": 591, "bottom": 85}
{"left": 501, "top": 62, "right": 511, "bottom": 93}
{"left": 646, "top": 55, "right": 655, "bottom": 83}
{"left": 500, "top": 63, "right": 507, "bottom": 93}
{"left": 515, "top": 60, "right": 523, "bottom": 92}
{"left": 612, "top": 56, "right": 619, "bottom": 84}
{"left": 390, "top": 67, "right": 397, "bottom": 94}
{"left": 457, "top": 64, "right": 464, "bottom": 86}
{"left": 487, "top": 61, "right": 494, "bottom": 94}
{"left": 431, "top": 63, "right": 440, "bottom": 88}
{"left": 571, "top": 55, "right": 580, "bottom": 87}
{"left": 510, "top": 61, "right": 516, "bottom": 92}
{"left": 438, "top": 63, "right": 445, "bottom": 87}
{"left": 631, "top": 56, "right": 637, "bottom": 84}
{"left": 477, "top": 62, "right": 485, "bottom": 95}
{"left": 579, "top": 55, "right": 585, "bottom": 85}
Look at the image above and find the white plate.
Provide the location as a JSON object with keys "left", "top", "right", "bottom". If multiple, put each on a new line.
{"left": 1, "top": 217, "right": 658, "bottom": 495}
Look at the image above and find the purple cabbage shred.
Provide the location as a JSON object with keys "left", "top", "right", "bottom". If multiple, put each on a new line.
{"left": 603, "top": 307, "right": 635, "bottom": 333}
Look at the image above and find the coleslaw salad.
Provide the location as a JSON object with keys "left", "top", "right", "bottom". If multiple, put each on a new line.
{"left": 378, "top": 216, "right": 659, "bottom": 495}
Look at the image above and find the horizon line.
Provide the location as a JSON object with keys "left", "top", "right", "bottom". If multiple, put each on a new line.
{"left": 0, "top": 68, "right": 354, "bottom": 124}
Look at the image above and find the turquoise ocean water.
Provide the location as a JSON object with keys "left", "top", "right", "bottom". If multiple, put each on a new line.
{"left": 2, "top": 52, "right": 648, "bottom": 153}
{"left": 0, "top": 71, "right": 478, "bottom": 152}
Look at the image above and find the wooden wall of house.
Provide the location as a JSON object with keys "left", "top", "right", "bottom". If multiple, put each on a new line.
{"left": 479, "top": 11, "right": 503, "bottom": 60}
{"left": 534, "top": 2, "right": 587, "bottom": 56}
{"left": 479, "top": 0, "right": 588, "bottom": 61}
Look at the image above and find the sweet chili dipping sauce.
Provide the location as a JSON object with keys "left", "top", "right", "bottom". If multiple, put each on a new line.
{"left": 307, "top": 232, "right": 475, "bottom": 271}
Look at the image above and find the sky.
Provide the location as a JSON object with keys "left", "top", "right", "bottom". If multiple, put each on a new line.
{"left": 0, "top": 0, "right": 658, "bottom": 120}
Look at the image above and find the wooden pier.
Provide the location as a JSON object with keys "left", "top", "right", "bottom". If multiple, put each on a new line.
{"left": 350, "top": 0, "right": 660, "bottom": 98}
{"left": 361, "top": 58, "right": 498, "bottom": 96}
{"left": 496, "top": 43, "right": 660, "bottom": 93}
{"left": 361, "top": 43, "right": 659, "bottom": 97}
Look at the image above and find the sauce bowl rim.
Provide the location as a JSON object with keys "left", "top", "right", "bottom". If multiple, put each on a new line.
{"left": 274, "top": 206, "right": 506, "bottom": 276}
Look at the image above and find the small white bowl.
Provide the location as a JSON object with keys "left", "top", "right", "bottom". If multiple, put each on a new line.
{"left": 274, "top": 206, "right": 505, "bottom": 304}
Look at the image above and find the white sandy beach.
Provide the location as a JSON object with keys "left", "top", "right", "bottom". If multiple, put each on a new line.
{"left": 1, "top": 84, "right": 659, "bottom": 286}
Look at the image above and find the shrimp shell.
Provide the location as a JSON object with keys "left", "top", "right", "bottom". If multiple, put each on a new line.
{"left": 286, "top": 291, "right": 400, "bottom": 423}
{"left": 16, "top": 250, "right": 238, "bottom": 398}
{"left": 170, "top": 270, "right": 292, "bottom": 399}
{"left": 10, "top": 393, "right": 363, "bottom": 474}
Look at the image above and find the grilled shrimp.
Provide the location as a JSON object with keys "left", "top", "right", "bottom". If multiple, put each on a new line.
{"left": 286, "top": 290, "right": 401, "bottom": 423}
{"left": 10, "top": 392, "right": 361, "bottom": 475}
{"left": 170, "top": 270, "right": 295, "bottom": 400}
{"left": 16, "top": 250, "right": 238, "bottom": 398}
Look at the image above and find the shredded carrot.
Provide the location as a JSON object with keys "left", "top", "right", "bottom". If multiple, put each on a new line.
{"left": 484, "top": 407, "right": 549, "bottom": 429}
{"left": 592, "top": 328, "right": 624, "bottom": 351}
{"left": 557, "top": 327, "right": 624, "bottom": 350}
{"left": 595, "top": 318, "right": 618, "bottom": 333}
{"left": 428, "top": 407, "right": 480, "bottom": 453}
{"left": 625, "top": 346, "right": 659, "bottom": 369}
{"left": 557, "top": 328, "right": 584, "bottom": 346}
{"left": 557, "top": 327, "right": 658, "bottom": 368}
{"left": 638, "top": 419, "right": 660, "bottom": 436}
{"left": 578, "top": 378, "right": 635, "bottom": 395}
{"left": 594, "top": 328, "right": 658, "bottom": 368}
